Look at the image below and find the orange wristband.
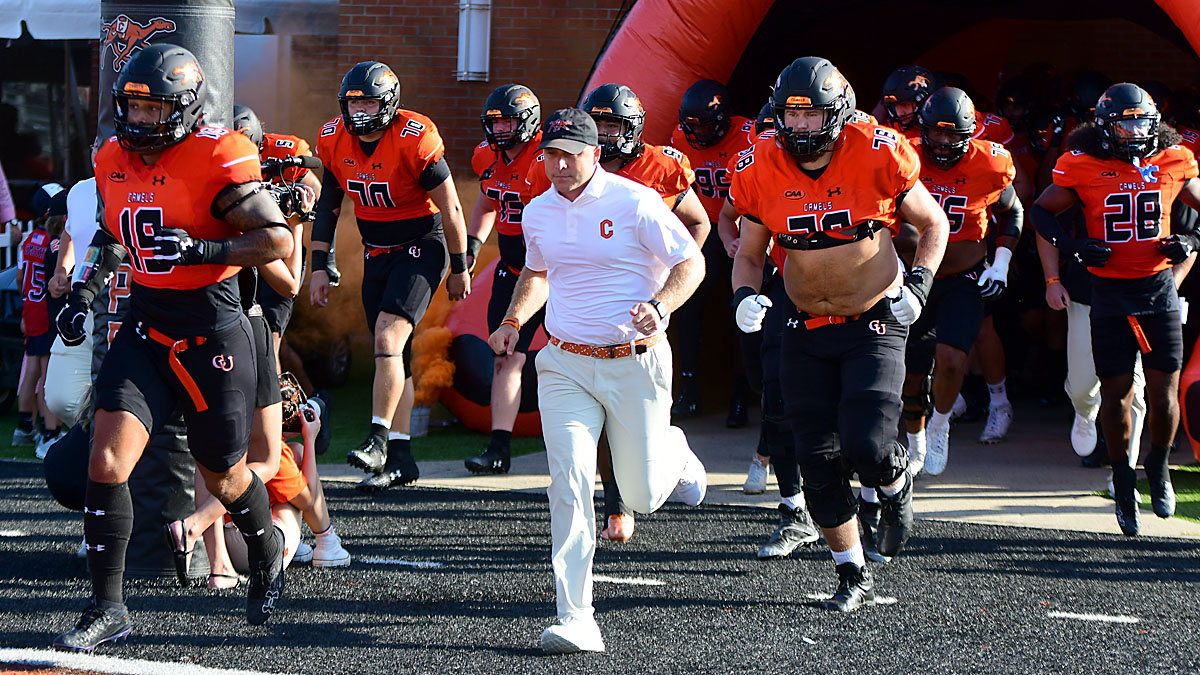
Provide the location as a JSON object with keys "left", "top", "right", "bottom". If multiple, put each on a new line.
{"left": 1045, "top": 276, "right": 1060, "bottom": 286}
{"left": 501, "top": 317, "right": 521, "bottom": 331}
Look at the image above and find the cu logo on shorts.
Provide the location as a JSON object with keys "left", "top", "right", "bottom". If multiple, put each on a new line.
{"left": 600, "top": 219, "right": 614, "bottom": 239}
{"left": 868, "top": 320, "right": 886, "bottom": 335}
{"left": 212, "top": 355, "right": 235, "bottom": 372}
{"left": 409, "top": 246, "right": 421, "bottom": 258}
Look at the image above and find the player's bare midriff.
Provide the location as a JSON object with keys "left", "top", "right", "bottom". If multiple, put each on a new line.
{"left": 781, "top": 232, "right": 902, "bottom": 316}
{"left": 933, "top": 238, "right": 985, "bottom": 276}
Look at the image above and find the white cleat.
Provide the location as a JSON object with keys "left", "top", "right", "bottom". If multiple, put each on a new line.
{"left": 743, "top": 456, "right": 769, "bottom": 495}
{"left": 924, "top": 423, "right": 950, "bottom": 476}
{"left": 979, "top": 403, "right": 1013, "bottom": 444}
{"left": 540, "top": 616, "right": 605, "bottom": 654}
{"left": 950, "top": 393, "right": 968, "bottom": 420}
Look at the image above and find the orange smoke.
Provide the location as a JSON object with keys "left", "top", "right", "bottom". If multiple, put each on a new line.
{"left": 412, "top": 284, "right": 456, "bottom": 407}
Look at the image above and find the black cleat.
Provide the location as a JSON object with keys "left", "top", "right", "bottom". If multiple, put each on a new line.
{"left": 1112, "top": 464, "right": 1141, "bottom": 536}
{"left": 823, "top": 563, "right": 875, "bottom": 612}
{"left": 757, "top": 503, "right": 819, "bottom": 559}
{"left": 857, "top": 497, "right": 887, "bottom": 562}
{"left": 53, "top": 601, "right": 133, "bottom": 652}
{"left": 1144, "top": 449, "right": 1176, "bottom": 519}
{"left": 247, "top": 527, "right": 285, "bottom": 626}
{"left": 356, "top": 469, "right": 417, "bottom": 492}
{"left": 671, "top": 380, "right": 702, "bottom": 419}
{"left": 876, "top": 477, "right": 913, "bottom": 559}
{"left": 346, "top": 433, "right": 387, "bottom": 475}
{"left": 312, "top": 391, "right": 334, "bottom": 456}
{"left": 726, "top": 396, "right": 748, "bottom": 429}
{"left": 465, "top": 445, "right": 511, "bottom": 474}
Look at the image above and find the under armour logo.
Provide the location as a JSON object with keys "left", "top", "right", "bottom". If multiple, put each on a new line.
{"left": 86, "top": 543, "right": 105, "bottom": 552}
{"left": 372, "top": 162, "right": 383, "bottom": 170}
{"left": 827, "top": 187, "right": 842, "bottom": 197}
{"left": 83, "top": 507, "right": 106, "bottom": 516}
{"left": 868, "top": 319, "right": 887, "bottom": 335}
{"left": 498, "top": 268, "right": 508, "bottom": 277}
{"left": 787, "top": 318, "right": 799, "bottom": 328}
{"left": 409, "top": 245, "right": 421, "bottom": 258}
{"left": 954, "top": 177, "right": 967, "bottom": 185}
{"left": 261, "top": 589, "right": 279, "bottom": 613}
{"left": 152, "top": 176, "right": 166, "bottom": 186}
{"left": 212, "top": 355, "right": 234, "bottom": 371}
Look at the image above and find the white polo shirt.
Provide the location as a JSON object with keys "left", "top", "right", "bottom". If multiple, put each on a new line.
{"left": 522, "top": 165, "right": 700, "bottom": 346}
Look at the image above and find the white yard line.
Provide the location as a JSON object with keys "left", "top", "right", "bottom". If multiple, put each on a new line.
{"left": 358, "top": 557, "right": 443, "bottom": 568}
{"left": 0, "top": 649, "right": 291, "bottom": 675}
{"left": 1048, "top": 611, "right": 1139, "bottom": 624}
{"left": 593, "top": 574, "right": 667, "bottom": 586}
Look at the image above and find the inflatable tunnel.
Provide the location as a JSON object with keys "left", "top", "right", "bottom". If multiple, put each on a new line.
{"left": 444, "top": 0, "right": 1200, "bottom": 439}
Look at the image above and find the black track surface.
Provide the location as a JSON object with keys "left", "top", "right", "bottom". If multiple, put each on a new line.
{"left": 2, "top": 460, "right": 1198, "bottom": 674}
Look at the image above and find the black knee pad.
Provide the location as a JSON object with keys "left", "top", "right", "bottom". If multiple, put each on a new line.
{"left": 798, "top": 453, "right": 856, "bottom": 528}
{"left": 403, "top": 336, "right": 412, "bottom": 375}
{"left": 902, "top": 375, "right": 933, "bottom": 421}
{"left": 857, "top": 440, "right": 909, "bottom": 489}
{"left": 43, "top": 424, "right": 89, "bottom": 512}
{"left": 761, "top": 417, "right": 794, "bottom": 460}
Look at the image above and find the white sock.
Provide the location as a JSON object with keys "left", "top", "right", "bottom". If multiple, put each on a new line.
{"left": 781, "top": 494, "right": 803, "bottom": 510}
{"left": 387, "top": 432, "right": 410, "bottom": 441}
{"left": 831, "top": 544, "right": 866, "bottom": 568}
{"left": 371, "top": 415, "right": 391, "bottom": 428}
{"left": 929, "top": 409, "right": 951, "bottom": 430}
{"left": 860, "top": 487, "right": 879, "bottom": 504}
{"left": 907, "top": 430, "right": 926, "bottom": 458}
{"left": 878, "top": 471, "right": 908, "bottom": 497}
{"left": 987, "top": 378, "right": 1010, "bottom": 408}
{"left": 315, "top": 525, "right": 334, "bottom": 538}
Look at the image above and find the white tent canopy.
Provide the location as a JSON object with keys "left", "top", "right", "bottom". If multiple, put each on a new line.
{"left": 0, "top": 0, "right": 337, "bottom": 39}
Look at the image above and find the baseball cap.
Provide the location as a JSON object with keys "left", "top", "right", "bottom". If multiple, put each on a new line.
{"left": 537, "top": 108, "right": 598, "bottom": 155}
{"left": 47, "top": 189, "right": 69, "bottom": 217}
{"left": 30, "top": 182, "right": 64, "bottom": 218}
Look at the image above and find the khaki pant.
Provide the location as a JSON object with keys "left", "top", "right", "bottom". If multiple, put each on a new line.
{"left": 536, "top": 339, "right": 691, "bottom": 621}
{"left": 45, "top": 314, "right": 94, "bottom": 426}
{"left": 1065, "top": 301, "right": 1144, "bottom": 466}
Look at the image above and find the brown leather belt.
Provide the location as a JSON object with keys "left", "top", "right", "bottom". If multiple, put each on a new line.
{"left": 138, "top": 322, "right": 209, "bottom": 412}
{"left": 548, "top": 333, "right": 662, "bottom": 359}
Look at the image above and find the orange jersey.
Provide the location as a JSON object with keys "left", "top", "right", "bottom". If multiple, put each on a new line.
{"left": 265, "top": 442, "right": 307, "bottom": 506}
{"left": 729, "top": 124, "right": 920, "bottom": 243}
{"left": 470, "top": 131, "right": 542, "bottom": 236}
{"left": 261, "top": 132, "right": 313, "bottom": 184}
{"left": 914, "top": 138, "right": 1015, "bottom": 243}
{"left": 316, "top": 110, "right": 445, "bottom": 221}
{"left": 94, "top": 128, "right": 258, "bottom": 290}
{"left": 1178, "top": 125, "right": 1200, "bottom": 157}
{"left": 670, "top": 116, "right": 755, "bottom": 220}
{"left": 1051, "top": 145, "right": 1199, "bottom": 278}
{"left": 972, "top": 112, "right": 1015, "bottom": 146}
{"left": 850, "top": 109, "right": 879, "bottom": 125}
{"left": 526, "top": 142, "right": 695, "bottom": 207}
{"left": 1008, "top": 129, "right": 1041, "bottom": 179}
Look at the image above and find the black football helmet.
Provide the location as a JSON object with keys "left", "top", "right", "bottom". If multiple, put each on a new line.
{"left": 770, "top": 56, "right": 852, "bottom": 162}
{"left": 582, "top": 83, "right": 646, "bottom": 162}
{"left": 1067, "top": 71, "right": 1111, "bottom": 120}
{"left": 480, "top": 84, "right": 540, "bottom": 151}
{"left": 338, "top": 61, "right": 401, "bottom": 135}
{"left": 996, "top": 76, "right": 1033, "bottom": 128}
{"left": 678, "top": 79, "right": 732, "bottom": 149}
{"left": 112, "top": 43, "right": 207, "bottom": 153}
{"left": 755, "top": 101, "right": 775, "bottom": 136}
{"left": 881, "top": 65, "right": 934, "bottom": 130}
{"left": 232, "top": 105, "right": 265, "bottom": 151}
{"left": 1095, "top": 83, "right": 1160, "bottom": 162}
{"left": 919, "top": 87, "right": 977, "bottom": 169}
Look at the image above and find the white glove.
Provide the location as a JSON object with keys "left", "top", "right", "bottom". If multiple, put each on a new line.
{"left": 886, "top": 285, "right": 922, "bottom": 327}
{"left": 977, "top": 247, "right": 1013, "bottom": 300}
{"left": 735, "top": 293, "right": 772, "bottom": 333}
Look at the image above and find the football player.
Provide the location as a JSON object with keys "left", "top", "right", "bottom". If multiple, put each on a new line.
{"left": 1032, "top": 83, "right": 1200, "bottom": 536}
{"left": 462, "top": 84, "right": 542, "bottom": 475}
{"left": 52, "top": 44, "right": 293, "bottom": 650}
{"left": 730, "top": 56, "right": 948, "bottom": 609}
{"left": 899, "top": 87, "right": 1023, "bottom": 477}
{"left": 311, "top": 61, "right": 471, "bottom": 492}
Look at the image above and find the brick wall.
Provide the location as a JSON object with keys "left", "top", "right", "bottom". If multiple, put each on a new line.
{"left": 337, "top": 0, "right": 627, "bottom": 171}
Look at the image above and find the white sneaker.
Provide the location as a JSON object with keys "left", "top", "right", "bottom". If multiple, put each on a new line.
{"left": 924, "top": 423, "right": 950, "bottom": 476}
{"left": 673, "top": 444, "right": 707, "bottom": 506}
{"left": 979, "top": 403, "right": 1013, "bottom": 444}
{"left": 950, "top": 393, "right": 968, "bottom": 420}
{"left": 540, "top": 616, "right": 605, "bottom": 654}
{"left": 743, "top": 456, "right": 769, "bottom": 494}
{"left": 1070, "top": 413, "right": 1098, "bottom": 457}
{"left": 35, "top": 431, "right": 64, "bottom": 460}
{"left": 293, "top": 541, "right": 313, "bottom": 564}
{"left": 313, "top": 531, "right": 351, "bottom": 568}
{"left": 12, "top": 428, "right": 36, "bottom": 447}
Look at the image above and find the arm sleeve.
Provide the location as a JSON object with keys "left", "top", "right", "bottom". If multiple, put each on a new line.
{"left": 311, "top": 167, "right": 344, "bottom": 244}
{"left": 418, "top": 156, "right": 451, "bottom": 191}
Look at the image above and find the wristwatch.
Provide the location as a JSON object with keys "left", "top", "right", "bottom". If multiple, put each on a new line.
{"left": 648, "top": 299, "right": 665, "bottom": 319}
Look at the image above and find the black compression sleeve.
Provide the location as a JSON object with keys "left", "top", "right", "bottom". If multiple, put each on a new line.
{"left": 993, "top": 185, "right": 1024, "bottom": 240}
{"left": 311, "top": 167, "right": 343, "bottom": 244}
{"left": 419, "top": 157, "right": 452, "bottom": 191}
{"left": 1029, "top": 204, "right": 1076, "bottom": 251}
{"left": 74, "top": 230, "right": 127, "bottom": 305}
